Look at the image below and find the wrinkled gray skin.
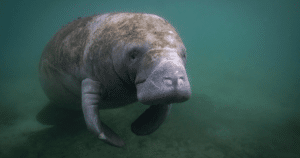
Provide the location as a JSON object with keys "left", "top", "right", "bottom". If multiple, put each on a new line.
{"left": 37, "top": 12, "right": 191, "bottom": 147}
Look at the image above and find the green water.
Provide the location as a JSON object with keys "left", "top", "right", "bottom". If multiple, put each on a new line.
{"left": 1, "top": 0, "right": 299, "bottom": 157}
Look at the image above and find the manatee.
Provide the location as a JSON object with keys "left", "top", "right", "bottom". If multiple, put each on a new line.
{"left": 36, "top": 12, "right": 191, "bottom": 147}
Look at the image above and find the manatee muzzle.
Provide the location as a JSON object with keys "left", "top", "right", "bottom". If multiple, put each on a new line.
{"left": 136, "top": 59, "right": 191, "bottom": 105}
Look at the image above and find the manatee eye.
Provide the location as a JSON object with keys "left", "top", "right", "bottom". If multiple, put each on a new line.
{"left": 130, "top": 54, "right": 136, "bottom": 60}
{"left": 129, "top": 50, "right": 138, "bottom": 61}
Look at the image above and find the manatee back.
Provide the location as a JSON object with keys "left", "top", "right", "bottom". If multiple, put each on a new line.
{"left": 39, "top": 15, "right": 96, "bottom": 109}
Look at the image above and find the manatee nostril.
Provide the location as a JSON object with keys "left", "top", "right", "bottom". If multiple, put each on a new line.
{"left": 163, "top": 77, "right": 173, "bottom": 86}
{"left": 164, "top": 76, "right": 185, "bottom": 86}
{"left": 163, "top": 76, "right": 185, "bottom": 87}
{"left": 178, "top": 77, "right": 184, "bottom": 86}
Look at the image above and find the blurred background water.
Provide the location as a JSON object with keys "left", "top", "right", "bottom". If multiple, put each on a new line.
{"left": 0, "top": 0, "right": 299, "bottom": 158}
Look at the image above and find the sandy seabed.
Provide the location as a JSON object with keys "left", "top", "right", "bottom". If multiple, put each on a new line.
{"left": 0, "top": 77, "right": 299, "bottom": 158}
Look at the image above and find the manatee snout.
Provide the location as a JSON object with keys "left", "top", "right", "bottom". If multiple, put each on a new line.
{"left": 137, "top": 59, "right": 191, "bottom": 105}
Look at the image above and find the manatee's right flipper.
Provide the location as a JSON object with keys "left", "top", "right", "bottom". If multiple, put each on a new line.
{"left": 131, "top": 104, "right": 172, "bottom": 136}
{"left": 81, "top": 78, "right": 125, "bottom": 147}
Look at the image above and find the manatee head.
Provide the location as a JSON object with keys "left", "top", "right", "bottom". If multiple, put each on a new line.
{"left": 94, "top": 13, "right": 191, "bottom": 105}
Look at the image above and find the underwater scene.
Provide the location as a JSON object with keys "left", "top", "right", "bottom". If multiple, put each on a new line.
{"left": 0, "top": 0, "right": 299, "bottom": 158}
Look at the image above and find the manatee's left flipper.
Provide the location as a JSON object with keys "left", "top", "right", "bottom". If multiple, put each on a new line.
{"left": 131, "top": 104, "right": 172, "bottom": 136}
{"left": 82, "top": 78, "right": 125, "bottom": 147}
